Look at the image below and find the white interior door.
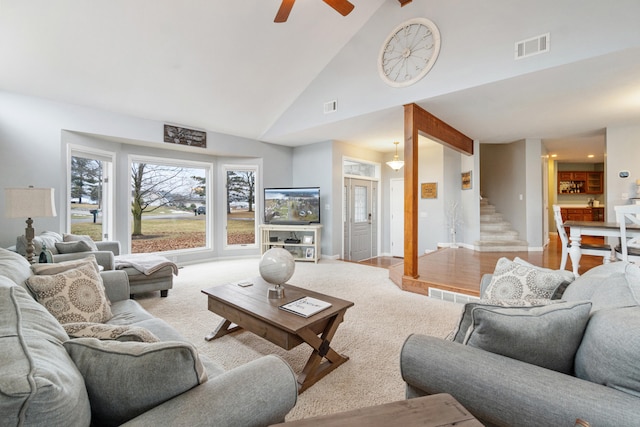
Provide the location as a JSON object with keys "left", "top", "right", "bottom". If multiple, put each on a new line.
{"left": 345, "top": 178, "right": 376, "bottom": 261}
{"left": 390, "top": 178, "right": 404, "bottom": 257}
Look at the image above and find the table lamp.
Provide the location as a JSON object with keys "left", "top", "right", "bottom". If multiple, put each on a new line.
{"left": 5, "top": 187, "right": 57, "bottom": 263}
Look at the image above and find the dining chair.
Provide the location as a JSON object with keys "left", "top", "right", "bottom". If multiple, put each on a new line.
{"left": 614, "top": 204, "right": 640, "bottom": 262}
{"left": 552, "top": 205, "right": 613, "bottom": 270}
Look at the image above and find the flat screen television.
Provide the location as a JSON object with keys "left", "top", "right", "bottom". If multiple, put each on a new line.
{"left": 264, "top": 187, "right": 320, "bottom": 224}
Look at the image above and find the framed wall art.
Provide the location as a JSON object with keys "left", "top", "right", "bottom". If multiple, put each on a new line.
{"left": 164, "top": 124, "right": 207, "bottom": 148}
{"left": 421, "top": 182, "right": 437, "bottom": 199}
{"left": 461, "top": 171, "right": 472, "bottom": 190}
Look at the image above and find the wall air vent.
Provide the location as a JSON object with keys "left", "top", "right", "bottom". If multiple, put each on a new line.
{"left": 324, "top": 100, "right": 338, "bottom": 114}
{"left": 515, "top": 33, "right": 550, "bottom": 59}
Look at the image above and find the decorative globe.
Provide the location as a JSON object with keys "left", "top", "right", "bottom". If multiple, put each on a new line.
{"left": 259, "top": 248, "right": 295, "bottom": 286}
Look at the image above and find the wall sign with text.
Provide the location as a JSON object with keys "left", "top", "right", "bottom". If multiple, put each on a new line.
{"left": 421, "top": 182, "right": 437, "bottom": 199}
{"left": 164, "top": 125, "right": 207, "bottom": 148}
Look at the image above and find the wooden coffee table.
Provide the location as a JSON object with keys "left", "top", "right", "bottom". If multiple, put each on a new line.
{"left": 202, "top": 277, "right": 354, "bottom": 393}
{"left": 270, "top": 393, "right": 483, "bottom": 426}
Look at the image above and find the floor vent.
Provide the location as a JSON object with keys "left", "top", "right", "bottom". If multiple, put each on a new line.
{"left": 515, "top": 33, "right": 550, "bottom": 59}
{"left": 429, "top": 288, "right": 480, "bottom": 304}
{"left": 324, "top": 100, "right": 337, "bottom": 114}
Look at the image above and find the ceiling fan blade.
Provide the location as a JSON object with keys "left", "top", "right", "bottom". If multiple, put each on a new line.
{"left": 398, "top": 0, "right": 413, "bottom": 6}
{"left": 275, "top": 0, "right": 295, "bottom": 23}
{"left": 323, "top": 0, "right": 355, "bottom": 17}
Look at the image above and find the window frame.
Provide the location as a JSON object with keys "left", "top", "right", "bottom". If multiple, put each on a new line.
{"left": 223, "top": 163, "right": 259, "bottom": 250}
{"left": 67, "top": 145, "right": 115, "bottom": 241}
{"left": 128, "top": 154, "right": 213, "bottom": 255}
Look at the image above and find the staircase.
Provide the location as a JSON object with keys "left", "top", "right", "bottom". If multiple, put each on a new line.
{"left": 475, "top": 198, "right": 529, "bottom": 252}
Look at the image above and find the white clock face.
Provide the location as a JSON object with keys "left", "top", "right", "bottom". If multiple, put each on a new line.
{"left": 378, "top": 18, "right": 441, "bottom": 88}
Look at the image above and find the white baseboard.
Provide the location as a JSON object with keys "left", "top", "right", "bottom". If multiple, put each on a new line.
{"left": 437, "top": 242, "right": 474, "bottom": 250}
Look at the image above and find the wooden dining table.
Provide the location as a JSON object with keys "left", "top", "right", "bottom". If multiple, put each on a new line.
{"left": 563, "top": 220, "right": 640, "bottom": 276}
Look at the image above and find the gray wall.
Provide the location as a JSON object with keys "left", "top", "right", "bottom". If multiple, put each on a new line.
{"left": 333, "top": 141, "right": 386, "bottom": 258}
{"left": 524, "top": 139, "right": 544, "bottom": 248}
{"left": 479, "top": 138, "right": 547, "bottom": 248}
{"left": 292, "top": 141, "right": 333, "bottom": 258}
{"left": 606, "top": 124, "right": 640, "bottom": 218}
{"left": 0, "top": 91, "right": 295, "bottom": 264}
{"left": 480, "top": 141, "right": 528, "bottom": 243}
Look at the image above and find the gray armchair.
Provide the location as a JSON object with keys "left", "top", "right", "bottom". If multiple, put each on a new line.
{"left": 15, "top": 231, "right": 121, "bottom": 270}
{"left": 52, "top": 240, "right": 121, "bottom": 270}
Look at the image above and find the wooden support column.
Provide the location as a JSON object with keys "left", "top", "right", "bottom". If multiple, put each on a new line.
{"left": 403, "top": 104, "right": 420, "bottom": 278}
{"left": 403, "top": 103, "right": 473, "bottom": 282}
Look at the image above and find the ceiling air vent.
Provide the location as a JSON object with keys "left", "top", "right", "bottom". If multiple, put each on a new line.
{"left": 515, "top": 33, "right": 550, "bottom": 59}
{"left": 324, "top": 100, "right": 338, "bottom": 114}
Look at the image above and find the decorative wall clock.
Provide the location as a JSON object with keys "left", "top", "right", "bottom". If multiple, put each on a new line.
{"left": 378, "top": 17, "right": 441, "bottom": 87}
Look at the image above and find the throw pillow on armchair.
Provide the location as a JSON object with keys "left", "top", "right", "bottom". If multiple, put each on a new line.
{"left": 63, "top": 233, "right": 99, "bottom": 251}
{"left": 15, "top": 231, "right": 63, "bottom": 257}
{"left": 55, "top": 240, "right": 95, "bottom": 254}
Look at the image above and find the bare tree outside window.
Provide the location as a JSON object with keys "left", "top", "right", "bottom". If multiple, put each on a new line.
{"left": 130, "top": 161, "right": 208, "bottom": 254}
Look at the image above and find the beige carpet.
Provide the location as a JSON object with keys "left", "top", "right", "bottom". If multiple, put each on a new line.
{"left": 136, "top": 258, "right": 463, "bottom": 421}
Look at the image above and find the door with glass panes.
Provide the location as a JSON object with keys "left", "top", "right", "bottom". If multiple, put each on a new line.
{"left": 344, "top": 178, "right": 377, "bottom": 261}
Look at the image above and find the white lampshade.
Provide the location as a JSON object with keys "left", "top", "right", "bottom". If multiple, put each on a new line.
{"left": 386, "top": 159, "right": 405, "bottom": 171}
{"left": 5, "top": 187, "right": 57, "bottom": 219}
{"left": 386, "top": 141, "right": 405, "bottom": 171}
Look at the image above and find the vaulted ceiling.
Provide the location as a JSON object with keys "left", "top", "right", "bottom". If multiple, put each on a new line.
{"left": 2, "top": 0, "right": 640, "bottom": 163}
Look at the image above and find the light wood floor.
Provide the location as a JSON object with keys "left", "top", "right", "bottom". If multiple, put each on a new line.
{"left": 368, "top": 235, "right": 607, "bottom": 297}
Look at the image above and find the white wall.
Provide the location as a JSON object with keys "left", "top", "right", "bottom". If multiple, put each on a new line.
{"left": 418, "top": 142, "right": 445, "bottom": 252}
{"left": 460, "top": 141, "right": 481, "bottom": 245}
{"left": 0, "top": 91, "right": 293, "bottom": 263}
{"left": 266, "top": 0, "right": 640, "bottom": 140}
{"left": 606, "top": 124, "right": 640, "bottom": 218}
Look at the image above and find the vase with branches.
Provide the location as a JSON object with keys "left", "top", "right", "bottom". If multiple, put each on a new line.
{"left": 446, "top": 201, "right": 463, "bottom": 248}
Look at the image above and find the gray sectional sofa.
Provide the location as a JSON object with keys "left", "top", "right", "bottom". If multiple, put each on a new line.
{"left": 0, "top": 248, "right": 298, "bottom": 427}
{"left": 401, "top": 260, "right": 640, "bottom": 426}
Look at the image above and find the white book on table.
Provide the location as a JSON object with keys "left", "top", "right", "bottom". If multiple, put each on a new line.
{"left": 279, "top": 296, "right": 332, "bottom": 318}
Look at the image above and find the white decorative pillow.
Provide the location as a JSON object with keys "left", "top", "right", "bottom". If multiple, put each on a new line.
{"left": 64, "top": 322, "right": 160, "bottom": 343}
{"left": 511, "top": 256, "right": 575, "bottom": 299}
{"left": 26, "top": 263, "right": 112, "bottom": 324}
{"left": 484, "top": 257, "right": 566, "bottom": 301}
{"left": 63, "top": 233, "right": 99, "bottom": 251}
{"left": 16, "top": 231, "right": 63, "bottom": 256}
{"left": 478, "top": 298, "right": 563, "bottom": 307}
{"left": 31, "top": 255, "right": 100, "bottom": 276}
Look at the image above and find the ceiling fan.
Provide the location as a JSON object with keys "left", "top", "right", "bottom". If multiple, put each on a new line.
{"left": 274, "top": 0, "right": 354, "bottom": 23}
{"left": 274, "top": 0, "right": 412, "bottom": 23}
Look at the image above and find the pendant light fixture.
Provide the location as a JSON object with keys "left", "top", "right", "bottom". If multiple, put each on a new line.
{"left": 386, "top": 141, "right": 405, "bottom": 171}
